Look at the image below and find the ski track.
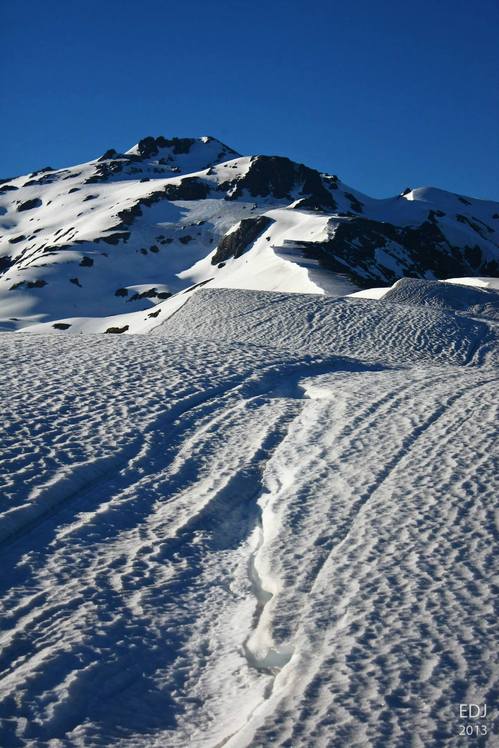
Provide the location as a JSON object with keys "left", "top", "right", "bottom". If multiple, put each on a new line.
{"left": 0, "top": 309, "right": 498, "bottom": 747}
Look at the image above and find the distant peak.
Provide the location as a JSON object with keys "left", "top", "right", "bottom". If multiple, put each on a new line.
{"left": 124, "top": 135, "right": 239, "bottom": 160}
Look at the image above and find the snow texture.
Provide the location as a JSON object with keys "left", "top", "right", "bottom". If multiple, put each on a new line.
{"left": 1, "top": 136, "right": 498, "bottom": 747}
{"left": 1, "top": 278, "right": 498, "bottom": 746}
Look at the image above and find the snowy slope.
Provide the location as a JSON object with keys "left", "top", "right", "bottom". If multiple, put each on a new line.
{"left": 1, "top": 293, "right": 497, "bottom": 745}
{"left": 1, "top": 136, "right": 498, "bottom": 747}
{"left": 151, "top": 287, "right": 499, "bottom": 367}
{"left": 1, "top": 135, "right": 498, "bottom": 331}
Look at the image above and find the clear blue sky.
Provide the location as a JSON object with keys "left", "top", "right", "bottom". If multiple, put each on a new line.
{"left": 2, "top": 0, "right": 498, "bottom": 200}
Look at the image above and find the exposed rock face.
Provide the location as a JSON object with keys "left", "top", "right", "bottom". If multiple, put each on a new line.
{"left": 162, "top": 178, "right": 210, "bottom": 201}
{"left": 0, "top": 256, "right": 12, "bottom": 273}
{"left": 211, "top": 216, "right": 273, "bottom": 264}
{"left": 293, "top": 214, "right": 499, "bottom": 287}
{"left": 98, "top": 149, "right": 120, "bottom": 161}
{"left": 221, "top": 156, "right": 337, "bottom": 209}
{"left": 136, "top": 136, "right": 197, "bottom": 158}
{"left": 17, "top": 198, "right": 42, "bottom": 212}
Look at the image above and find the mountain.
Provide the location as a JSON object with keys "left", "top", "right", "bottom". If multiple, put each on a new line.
{"left": 1, "top": 136, "right": 498, "bottom": 747}
{"left": 1, "top": 135, "right": 498, "bottom": 331}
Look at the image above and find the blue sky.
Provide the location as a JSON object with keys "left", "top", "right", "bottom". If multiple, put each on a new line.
{"left": 2, "top": 0, "right": 498, "bottom": 199}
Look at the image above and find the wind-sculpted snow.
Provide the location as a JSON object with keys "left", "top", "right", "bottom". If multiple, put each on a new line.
{"left": 381, "top": 277, "right": 499, "bottom": 320}
{"left": 1, "top": 299, "right": 498, "bottom": 747}
{"left": 233, "top": 366, "right": 498, "bottom": 747}
{"left": 153, "top": 288, "right": 499, "bottom": 367}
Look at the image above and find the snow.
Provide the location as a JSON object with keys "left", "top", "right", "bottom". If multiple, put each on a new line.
{"left": 348, "top": 276, "right": 499, "bottom": 304}
{"left": 20, "top": 286, "right": 195, "bottom": 335}
{"left": 443, "top": 276, "right": 499, "bottom": 290}
{"left": 1, "top": 137, "right": 498, "bottom": 746}
{"left": 153, "top": 287, "right": 499, "bottom": 368}
{"left": 1, "top": 277, "right": 498, "bottom": 746}
{"left": 347, "top": 286, "right": 391, "bottom": 299}
{"left": 2, "top": 137, "right": 498, "bottom": 332}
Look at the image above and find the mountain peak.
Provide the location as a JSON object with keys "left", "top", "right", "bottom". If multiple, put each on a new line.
{"left": 0, "top": 136, "right": 497, "bottom": 332}
{"left": 124, "top": 134, "right": 240, "bottom": 161}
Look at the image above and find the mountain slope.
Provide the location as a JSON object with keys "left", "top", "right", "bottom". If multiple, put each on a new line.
{"left": 1, "top": 135, "right": 498, "bottom": 331}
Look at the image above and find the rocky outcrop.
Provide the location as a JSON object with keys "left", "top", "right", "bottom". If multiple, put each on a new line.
{"left": 220, "top": 156, "right": 337, "bottom": 209}
{"left": 295, "top": 215, "right": 498, "bottom": 287}
{"left": 211, "top": 216, "right": 273, "bottom": 265}
{"left": 18, "top": 198, "right": 42, "bottom": 212}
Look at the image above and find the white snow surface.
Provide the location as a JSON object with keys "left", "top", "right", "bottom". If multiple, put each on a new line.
{"left": 1, "top": 136, "right": 498, "bottom": 745}
{"left": 1, "top": 281, "right": 498, "bottom": 747}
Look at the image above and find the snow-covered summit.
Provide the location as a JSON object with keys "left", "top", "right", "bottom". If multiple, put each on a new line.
{"left": 0, "top": 135, "right": 498, "bottom": 330}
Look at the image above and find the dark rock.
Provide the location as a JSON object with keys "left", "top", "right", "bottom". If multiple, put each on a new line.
{"left": 9, "top": 235, "right": 26, "bottom": 244}
{"left": 115, "top": 287, "right": 128, "bottom": 297}
{"left": 18, "top": 198, "right": 42, "bottom": 212}
{"left": 30, "top": 166, "right": 54, "bottom": 176}
{"left": 70, "top": 277, "right": 82, "bottom": 287}
{"left": 183, "top": 278, "right": 213, "bottom": 292}
{"left": 105, "top": 325, "right": 129, "bottom": 334}
{"left": 0, "top": 256, "right": 12, "bottom": 273}
{"left": 147, "top": 309, "right": 161, "bottom": 318}
{"left": 163, "top": 177, "right": 209, "bottom": 201}
{"left": 293, "top": 194, "right": 337, "bottom": 212}
{"left": 94, "top": 232, "right": 130, "bottom": 245}
{"left": 24, "top": 173, "right": 57, "bottom": 187}
{"left": 79, "top": 256, "right": 94, "bottom": 267}
{"left": 68, "top": 187, "right": 80, "bottom": 193}
{"left": 116, "top": 203, "right": 142, "bottom": 225}
{"left": 137, "top": 137, "right": 159, "bottom": 158}
{"left": 179, "top": 235, "right": 193, "bottom": 244}
{"left": 464, "top": 245, "right": 482, "bottom": 268}
{"left": 53, "top": 322, "right": 72, "bottom": 330}
{"left": 456, "top": 214, "right": 491, "bottom": 239}
{"left": 155, "top": 136, "right": 196, "bottom": 154}
{"left": 127, "top": 287, "right": 169, "bottom": 302}
{"left": 344, "top": 192, "right": 364, "bottom": 213}
{"left": 98, "top": 149, "right": 119, "bottom": 161}
{"left": 10, "top": 279, "right": 47, "bottom": 290}
{"left": 221, "top": 155, "right": 336, "bottom": 209}
{"left": 428, "top": 209, "right": 446, "bottom": 220}
{"left": 295, "top": 213, "right": 496, "bottom": 287}
{"left": 212, "top": 216, "right": 273, "bottom": 264}
{"left": 85, "top": 161, "right": 124, "bottom": 184}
